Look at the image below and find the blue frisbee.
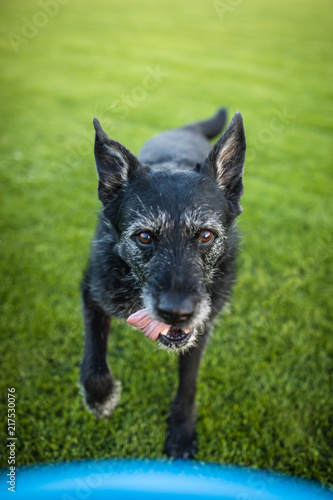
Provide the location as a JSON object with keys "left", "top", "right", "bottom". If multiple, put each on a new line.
{"left": 1, "top": 459, "right": 331, "bottom": 499}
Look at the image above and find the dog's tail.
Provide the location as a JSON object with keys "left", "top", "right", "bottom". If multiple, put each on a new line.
{"left": 182, "top": 107, "right": 228, "bottom": 140}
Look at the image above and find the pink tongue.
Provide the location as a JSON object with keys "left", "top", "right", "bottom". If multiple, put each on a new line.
{"left": 127, "top": 309, "right": 171, "bottom": 341}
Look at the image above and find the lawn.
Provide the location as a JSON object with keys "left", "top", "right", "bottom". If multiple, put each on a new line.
{"left": 0, "top": 0, "right": 332, "bottom": 487}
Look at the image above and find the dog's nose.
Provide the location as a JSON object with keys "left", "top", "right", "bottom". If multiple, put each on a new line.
{"left": 157, "top": 293, "right": 195, "bottom": 324}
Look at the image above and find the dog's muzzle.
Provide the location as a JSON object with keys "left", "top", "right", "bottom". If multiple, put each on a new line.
{"left": 127, "top": 309, "right": 194, "bottom": 350}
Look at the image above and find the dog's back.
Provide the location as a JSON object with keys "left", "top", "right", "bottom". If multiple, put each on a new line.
{"left": 138, "top": 108, "right": 228, "bottom": 168}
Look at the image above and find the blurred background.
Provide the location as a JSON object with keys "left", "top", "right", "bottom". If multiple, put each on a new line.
{"left": 0, "top": 0, "right": 332, "bottom": 485}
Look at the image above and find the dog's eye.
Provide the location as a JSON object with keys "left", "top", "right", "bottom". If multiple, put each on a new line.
{"left": 199, "top": 230, "right": 214, "bottom": 245}
{"left": 138, "top": 232, "right": 152, "bottom": 245}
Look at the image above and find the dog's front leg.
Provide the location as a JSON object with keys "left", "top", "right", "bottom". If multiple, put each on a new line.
{"left": 165, "top": 333, "right": 208, "bottom": 458}
{"left": 80, "top": 284, "right": 120, "bottom": 419}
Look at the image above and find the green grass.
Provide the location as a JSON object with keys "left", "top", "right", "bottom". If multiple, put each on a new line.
{"left": 1, "top": 0, "right": 332, "bottom": 486}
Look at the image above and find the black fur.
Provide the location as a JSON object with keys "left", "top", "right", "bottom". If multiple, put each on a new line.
{"left": 80, "top": 108, "right": 246, "bottom": 458}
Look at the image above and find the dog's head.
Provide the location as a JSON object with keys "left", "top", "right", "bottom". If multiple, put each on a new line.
{"left": 93, "top": 114, "right": 246, "bottom": 352}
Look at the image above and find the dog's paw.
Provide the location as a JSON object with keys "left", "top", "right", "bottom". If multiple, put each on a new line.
{"left": 80, "top": 374, "right": 121, "bottom": 419}
{"left": 165, "top": 423, "right": 197, "bottom": 459}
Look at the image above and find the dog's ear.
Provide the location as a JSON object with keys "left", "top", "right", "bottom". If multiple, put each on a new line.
{"left": 93, "top": 117, "right": 142, "bottom": 203}
{"left": 202, "top": 112, "right": 246, "bottom": 216}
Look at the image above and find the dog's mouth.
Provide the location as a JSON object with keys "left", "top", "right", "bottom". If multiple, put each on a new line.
{"left": 158, "top": 326, "right": 193, "bottom": 350}
{"left": 127, "top": 309, "right": 193, "bottom": 350}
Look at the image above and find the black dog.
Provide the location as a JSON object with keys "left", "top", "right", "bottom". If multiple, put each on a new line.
{"left": 80, "top": 108, "right": 246, "bottom": 458}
